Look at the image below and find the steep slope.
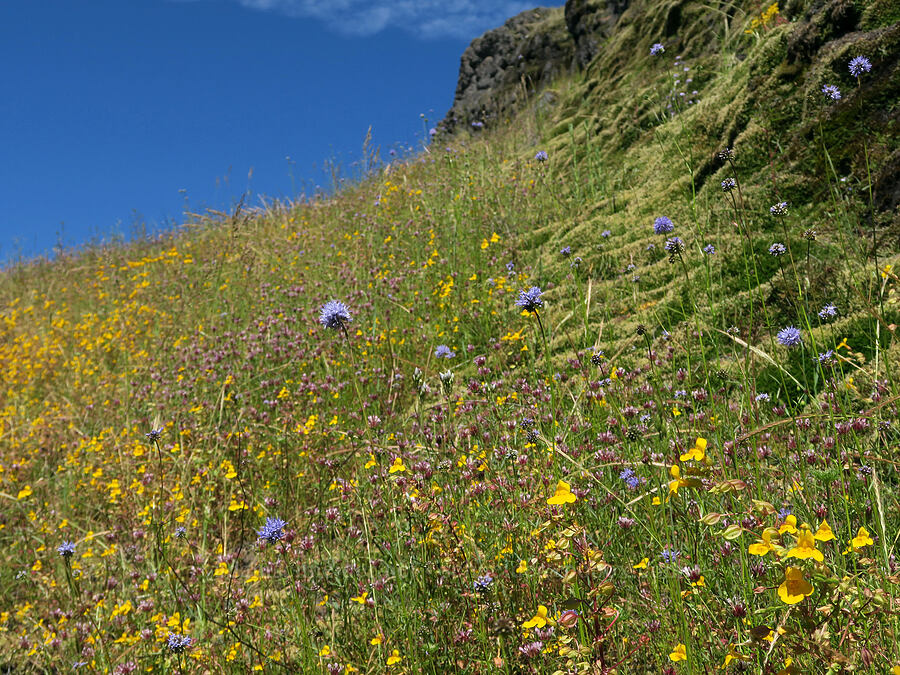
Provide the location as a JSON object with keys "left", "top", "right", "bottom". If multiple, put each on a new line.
{"left": 1, "top": 0, "right": 899, "bottom": 673}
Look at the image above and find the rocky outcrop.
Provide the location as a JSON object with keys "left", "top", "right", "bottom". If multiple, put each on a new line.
{"left": 439, "top": 1, "right": 631, "bottom": 133}
{"left": 438, "top": 7, "right": 573, "bottom": 135}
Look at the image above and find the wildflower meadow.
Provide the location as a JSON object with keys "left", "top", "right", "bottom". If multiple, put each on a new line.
{"left": 1, "top": 0, "right": 899, "bottom": 672}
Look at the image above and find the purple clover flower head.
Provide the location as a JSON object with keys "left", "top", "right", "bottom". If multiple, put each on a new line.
{"left": 822, "top": 84, "right": 841, "bottom": 102}
{"left": 560, "top": 246, "right": 572, "bottom": 257}
{"left": 57, "top": 541, "right": 76, "bottom": 558}
{"left": 534, "top": 150, "right": 548, "bottom": 162}
{"left": 516, "top": 287, "right": 543, "bottom": 313}
{"left": 166, "top": 633, "right": 192, "bottom": 654}
{"left": 650, "top": 42, "right": 665, "bottom": 56}
{"left": 818, "top": 303, "right": 837, "bottom": 320}
{"left": 660, "top": 547, "right": 680, "bottom": 563}
{"left": 769, "top": 201, "right": 788, "bottom": 217}
{"left": 721, "top": 177, "right": 736, "bottom": 192}
{"left": 434, "top": 345, "right": 456, "bottom": 359}
{"left": 777, "top": 326, "right": 802, "bottom": 347}
{"left": 768, "top": 243, "right": 786, "bottom": 256}
{"left": 257, "top": 517, "right": 287, "bottom": 544}
{"left": 653, "top": 216, "right": 674, "bottom": 234}
{"left": 319, "top": 300, "right": 352, "bottom": 331}
{"left": 703, "top": 244, "right": 716, "bottom": 255}
{"left": 848, "top": 56, "right": 871, "bottom": 78}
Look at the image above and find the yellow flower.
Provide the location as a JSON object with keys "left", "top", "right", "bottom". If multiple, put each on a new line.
{"left": 515, "top": 560, "right": 527, "bottom": 574}
{"left": 851, "top": 526, "right": 873, "bottom": 549}
{"left": 669, "top": 643, "right": 687, "bottom": 662}
{"left": 16, "top": 485, "right": 33, "bottom": 500}
{"left": 723, "top": 644, "right": 751, "bottom": 667}
{"left": 777, "top": 567, "right": 814, "bottom": 604}
{"left": 633, "top": 557, "right": 649, "bottom": 570}
{"left": 668, "top": 464, "right": 689, "bottom": 494}
{"left": 522, "top": 605, "right": 549, "bottom": 628}
{"left": 748, "top": 528, "right": 781, "bottom": 557}
{"left": 388, "top": 457, "right": 406, "bottom": 474}
{"left": 364, "top": 454, "right": 377, "bottom": 469}
{"left": 370, "top": 634, "right": 383, "bottom": 645}
{"left": 786, "top": 527, "right": 824, "bottom": 562}
{"left": 778, "top": 514, "right": 798, "bottom": 534}
{"left": 351, "top": 592, "right": 368, "bottom": 604}
{"left": 814, "top": 519, "right": 835, "bottom": 542}
{"left": 882, "top": 263, "right": 894, "bottom": 279}
{"left": 547, "top": 480, "right": 576, "bottom": 505}
{"left": 319, "top": 645, "right": 331, "bottom": 657}
{"left": 386, "top": 649, "right": 402, "bottom": 666}
{"left": 680, "top": 437, "right": 706, "bottom": 462}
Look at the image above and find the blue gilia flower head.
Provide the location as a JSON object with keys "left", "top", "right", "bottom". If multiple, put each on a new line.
{"left": 848, "top": 56, "right": 872, "bottom": 77}
{"left": 516, "top": 287, "right": 543, "bottom": 313}
{"left": 166, "top": 633, "right": 192, "bottom": 654}
{"left": 57, "top": 541, "right": 76, "bottom": 557}
{"left": 721, "top": 177, "right": 737, "bottom": 192}
{"left": 473, "top": 574, "right": 493, "bottom": 593}
{"left": 703, "top": 244, "right": 716, "bottom": 255}
{"left": 768, "top": 243, "right": 786, "bottom": 256}
{"left": 755, "top": 393, "right": 770, "bottom": 402}
{"left": 769, "top": 201, "right": 788, "bottom": 216}
{"left": 601, "top": 229, "right": 612, "bottom": 238}
{"left": 534, "top": 150, "right": 548, "bottom": 162}
{"left": 319, "top": 300, "right": 352, "bottom": 331}
{"left": 818, "top": 303, "right": 837, "bottom": 320}
{"left": 653, "top": 216, "right": 674, "bottom": 234}
{"left": 777, "top": 326, "right": 802, "bottom": 347}
{"left": 660, "top": 547, "right": 680, "bottom": 563}
{"left": 650, "top": 42, "right": 665, "bottom": 55}
{"left": 664, "top": 237, "right": 684, "bottom": 254}
{"left": 434, "top": 344, "right": 456, "bottom": 359}
{"left": 560, "top": 246, "right": 572, "bottom": 257}
{"left": 822, "top": 84, "right": 841, "bottom": 101}
{"left": 471, "top": 121, "right": 484, "bottom": 129}
{"left": 257, "top": 517, "right": 287, "bottom": 544}
{"left": 145, "top": 427, "right": 164, "bottom": 442}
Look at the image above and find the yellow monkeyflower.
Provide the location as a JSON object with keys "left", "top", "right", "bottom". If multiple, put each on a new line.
{"left": 522, "top": 605, "right": 549, "bottom": 628}
{"left": 16, "top": 485, "right": 33, "bottom": 500}
{"left": 748, "top": 528, "right": 781, "bottom": 557}
{"left": 851, "top": 526, "right": 873, "bottom": 549}
{"left": 777, "top": 567, "right": 813, "bottom": 604}
{"left": 723, "top": 644, "right": 751, "bottom": 667}
{"left": 370, "top": 634, "right": 383, "bottom": 645}
{"left": 547, "top": 480, "right": 576, "bottom": 505}
{"left": 388, "top": 457, "right": 406, "bottom": 474}
{"left": 319, "top": 645, "right": 331, "bottom": 657}
{"left": 669, "top": 643, "right": 687, "bottom": 662}
{"left": 364, "top": 454, "right": 377, "bottom": 469}
{"left": 386, "top": 649, "right": 402, "bottom": 666}
{"left": 633, "top": 557, "right": 649, "bottom": 570}
{"left": 350, "top": 592, "right": 368, "bottom": 604}
{"left": 814, "top": 519, "right": 835, "bottom": 542}
{"left": 778, "top": 514, "right": 798, "bottom": 534}
{"left": 680, "top": 437, "right": 706, "bottom": 462}
{"left": 786, "top": 527, "right": 824, "bottom": 562}
{"left": 515, "top": 560, "right": 527, "bottom": 574}
{"left": 668, "top": 464, "right": 689, "bottom": 494}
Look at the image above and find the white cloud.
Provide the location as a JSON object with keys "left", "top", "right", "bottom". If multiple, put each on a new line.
{"left": 223, "top": 0, "right": 543, "bottom": 39}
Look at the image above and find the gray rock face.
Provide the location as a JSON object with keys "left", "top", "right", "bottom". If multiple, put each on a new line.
{"left": 439, "top": 7, "right": 573, "bottom": 135}
{"left": 439, "top": 1, "right": 629, "bottom": 134}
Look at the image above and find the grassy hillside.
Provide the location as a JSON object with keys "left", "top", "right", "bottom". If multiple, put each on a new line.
{"left": 2, "top": 0, "right": 899, "bottom": 672}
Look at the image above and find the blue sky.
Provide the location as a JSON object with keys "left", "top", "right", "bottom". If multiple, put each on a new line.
{"left": 1, "top": 0, "right": 553, "bottom": 263}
